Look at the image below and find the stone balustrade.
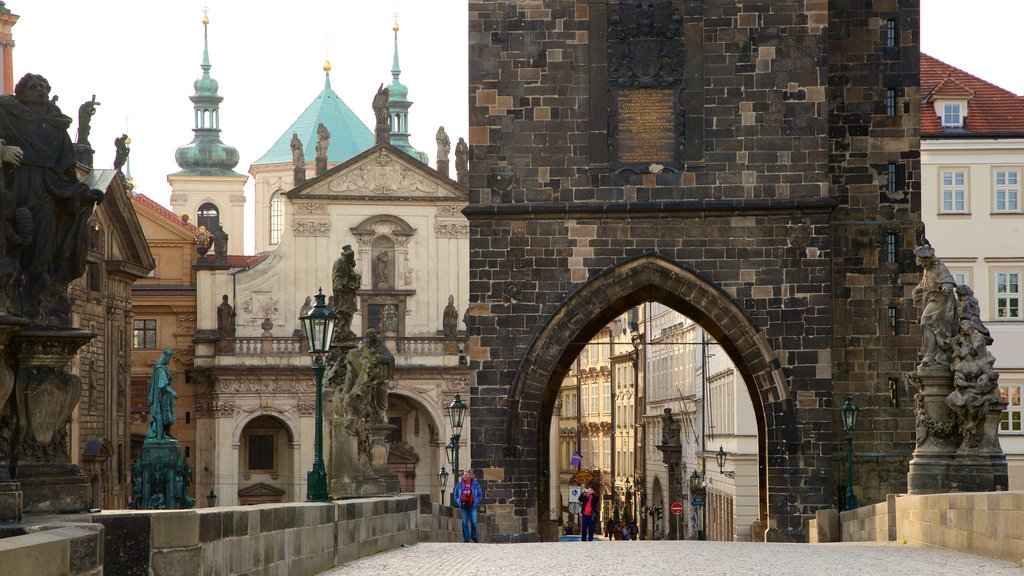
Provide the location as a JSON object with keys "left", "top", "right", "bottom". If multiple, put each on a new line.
{"left": 0, "top": 494, "right": 492, "bottom": 575}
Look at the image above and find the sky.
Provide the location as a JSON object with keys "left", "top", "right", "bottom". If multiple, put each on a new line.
{"left": 8, "top": 1, "right": 1022, "bottom": 254}
{"left": 10, "top": 1, "right": 468, "bottom": 252}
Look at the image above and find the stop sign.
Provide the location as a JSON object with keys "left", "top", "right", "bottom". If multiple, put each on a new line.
{"left": 671, "top": 501, "right": 683, "bottom": 515}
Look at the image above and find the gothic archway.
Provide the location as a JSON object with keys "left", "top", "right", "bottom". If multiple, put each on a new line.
{"left": 493, "top": 254, "right": 793, "bottom": 541}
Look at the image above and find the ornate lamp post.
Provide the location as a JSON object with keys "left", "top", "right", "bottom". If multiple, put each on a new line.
{"left": 841, "top": 395, "right": 859, "bottom": 510}
{"left": 437, "top": 466, "right": 449, "bottom": 504}
{"left": 689, "top": 469, "right": 706, "bottom": 540}
{"left": 206, "top": 490, "right": 217, "bottom": 508}
{"left": 715, "top": 446, "right": 736, "bottom": 479}
{"left": 299, "top": 288, "right": 338, "bottom": 502}
{"left": 445, "top": 393, "right": 468, "bottom": 506}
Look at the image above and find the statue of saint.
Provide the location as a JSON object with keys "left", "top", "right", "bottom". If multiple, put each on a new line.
{"left": 76, "top": 95, "right": 99, "bottom": 146}
{"left": 212, "top": 225, "right": 229, "bottom": 259}
{"left": 341, "top": 329, "right": 394, "bottom": 427}
{"left": 114, "top": 133, "right": 130, "bottom": 171}
{"left": 455, "top": 137, "right": 469, "bottom": 183}
{"left": 660, "top": 407, "right": 680, "bottom": 445}
{"left": 443, "top": 294, "right": 459, "bottom": 337}
{"left": 375, "top": 251, "right": 390, "bottom": 286}
{"left": 0, "top": 73, "right": 105, "bottom": 323}
{"left": 332, "top": 245, "right": 361, "bottom": 340}
{"left": 912, "top": 245, "right": 958, "bottom": 368}
{"left": 956, "top": 284, "right": 992, "bottom": 345}
{"left": 436, "top": 126, "right": 451, "bottom": 161}
{"left": 146, "top": 348, "right": 177, "bottom": 441}
{"left": 217, "top": 294, "right": 234, "bottom": 337}
{"left": 947, "top": 317, "right": 1000, "bottom": 449}
{"left": 290, "top": 132, "right": 305, "bottom": 169}
{"left": 315, "top": 122, "right": 330, "bottom": 158}
{"left": 373, "top": 84, "right": 391, "bottom": 128}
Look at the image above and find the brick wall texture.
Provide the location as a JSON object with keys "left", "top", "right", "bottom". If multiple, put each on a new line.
{"left": 466, "top": 0, "right": 921, "bottom": 542}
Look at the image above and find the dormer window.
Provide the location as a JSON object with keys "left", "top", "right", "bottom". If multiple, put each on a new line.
{"left": 942, "top": 103, "right": 963, "bottom": 127}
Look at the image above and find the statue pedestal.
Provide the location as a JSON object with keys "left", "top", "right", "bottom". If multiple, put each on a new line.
{"left": 0, "top": 481, "right": 21, "bottom": 522}
{"left": 131, "top": 439, "right": 192, "bottom": 509}
{"left": 328, "top": 421, "right": 399, "bottom": 497}
{"left": 908, "top": 370, "right": 1009, "bottom": 493}
{"left": 369, "top": 424, "right": 400, "bottom": 493}
{"left": 11, "top": 328, "right": 95, "bottom": 514}
{"left": 656, "top": 444, "right": 682, "bottom": 540}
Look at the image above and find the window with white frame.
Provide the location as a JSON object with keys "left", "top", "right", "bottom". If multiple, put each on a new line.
{"left": 1000, "top": 384, "right": 1022, "bottom": 433}
{"left": 994, "top": 169, "right": 1020, "bottom": 213}
{"left": 995, "top": 271, "right": 1021, "bottom": 319}
{"left": 941, "top": 103, "right": 962, "bottom": 127}
{"left": 940, "top": 169, "right": 967, "bottom": 213}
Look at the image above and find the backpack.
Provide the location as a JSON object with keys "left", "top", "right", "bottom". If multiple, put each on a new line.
{"left": 461, "top": 485, "right": 475, "bottom": 508}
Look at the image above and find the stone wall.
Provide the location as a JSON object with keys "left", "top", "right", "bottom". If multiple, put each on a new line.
{"left": 818, "top": 492, "right": 1024, "bottom": 565}
{"left": 0, "top": 494, "right": 491, "bottom": 575}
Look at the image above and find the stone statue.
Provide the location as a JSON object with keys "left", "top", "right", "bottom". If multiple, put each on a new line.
{"left": 0, "top": 73, "right": 106, "bottom": 324}
{"left": 660, "top": 407, "right": 680, "bottom": 445}
{"left": 912, "top": 245, "right": 958, "bottom": 368}
{"left": 146, "top": 348, "right": 177, "bottom": 441}
{"left": 956, "top": 284, "right": 992, "bottom": 345}
{"left": 290, "top": 132, "right": 305, "bottom": 169}
{"left": 443, "top": 294, "right": 458, "bottom": 337}
{"left": 373, "top": 83, "right": 390, "bottom": 144}
{"left": 75, "top": 95, "right": 99, "bottom": 146}
{"left": 339, "top": 329, "right": 394, "bottom": 428}
{"left": 455, "top": 137, "right": 469, "bottom": 184}
{"left": 114, "top": 133, "right": 130, "bottom": 171}
{"left": 436, "top": 126, "right": 450, "bottom": 161}
{"left": 374, "top": 251, "right": 390, "bottom": 287}
{"left": 331, "top": 245, "right": 361, "bottom": 340}
{"left": 212, "top": 225, "right": 228, "bottom": 259}
{"left": 946, "top": 318, "right": 1000, "bottom": 448}
{"left": 315, "top": 122, "right": 330, "bottom": 158}
{"left": 217, "top": 294, "right": 234, "bottom": 337}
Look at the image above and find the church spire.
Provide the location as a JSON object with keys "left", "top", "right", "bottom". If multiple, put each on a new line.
{"left": 173, "top": 7, "right": 241, "bottom": 176}
{"left": 386, "top": 17, "right": 427, "bottom": 164}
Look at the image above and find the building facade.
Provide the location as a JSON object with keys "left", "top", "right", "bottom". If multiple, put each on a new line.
{"left": 920, "top": 53, "right": 1024, "bottom": 488}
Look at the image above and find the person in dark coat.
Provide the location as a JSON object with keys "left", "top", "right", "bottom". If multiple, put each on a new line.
{"left": 578, "top": 486, "right": 597, "bottom": 541}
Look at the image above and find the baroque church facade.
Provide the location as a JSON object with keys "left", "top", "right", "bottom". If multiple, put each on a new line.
{"left": 161, "top": 17, "right": 470, "bottom": 506}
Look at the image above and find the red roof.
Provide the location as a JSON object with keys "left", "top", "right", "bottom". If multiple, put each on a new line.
{"left": 921, "top": 53, "right": 1024, "bottom": 136}
{"left": 131, "top": 193, "right": 200, "bottom": 234}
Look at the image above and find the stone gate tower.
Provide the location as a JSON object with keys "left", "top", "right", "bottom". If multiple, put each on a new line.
{"left": 466, "top": 1, "right": 921, "bottom": 542}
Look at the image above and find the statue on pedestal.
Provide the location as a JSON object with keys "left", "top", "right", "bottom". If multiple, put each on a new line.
{"left": 217, "top": 295, "right": 234, "bottom": 338}
{"left": 290, "top": 133, "right": 305, "bottom": 170}
{"left": 146, "top": 348, "right": 177, "bottom": 441}
{"left": 443, "top": 295, "right": 459, "bottom": 337}
{"left": 911, "top": 245, "right": 958, "bottom": 369}
{"left": 331, "top": 245, "right": 361, "bottom": 341}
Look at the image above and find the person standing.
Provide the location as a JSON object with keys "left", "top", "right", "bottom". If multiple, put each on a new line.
{"left": 578, "top": 486, "right": 597, "bottom": 541}
{"left": 452, "top": 469, "right": 484, "bottom": 543}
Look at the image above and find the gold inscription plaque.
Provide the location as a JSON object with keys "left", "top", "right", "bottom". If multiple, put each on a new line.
{"left": 616, "top": 88, "right": 676, "bottom": 165}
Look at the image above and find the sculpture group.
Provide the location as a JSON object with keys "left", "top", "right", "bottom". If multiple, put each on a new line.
{"left": 908, "top": 245, "right": 1007, "bottom": 492}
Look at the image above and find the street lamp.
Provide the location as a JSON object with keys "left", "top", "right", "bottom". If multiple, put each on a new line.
{"left": 437, "top": 466, "right": 449, "bottom": 504}
{"left": 840, "top": 395, "right": 859, "bottom": 510}
{"left": 299, "top": 288, "right": 338, "bottom": 502}
{"left": 689, "top": 469, "right": 706, "bottom": 540}
{"left": 445, "top": 393, "right": 468, "bottom": 506}
{"left": 715, "top": 446, "right": 736, "bottom": 479}
{"left": 206, "top": 490, "right": 217, "bottom": 508}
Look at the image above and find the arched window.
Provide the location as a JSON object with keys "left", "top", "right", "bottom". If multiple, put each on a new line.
{"left": 269, "top": 191, "right": 284, "bottom": 245}
{"left": 197, "top": 202, "right": 220, "bottom": 231}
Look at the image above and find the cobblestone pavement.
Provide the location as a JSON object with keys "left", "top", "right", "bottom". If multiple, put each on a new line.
{"left": 322, "top": 540, "right": 1021, "bottom": 576}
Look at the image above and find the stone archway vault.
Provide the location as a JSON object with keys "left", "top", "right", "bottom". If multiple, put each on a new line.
{"left": 503, "top": 254, "right": 795, "bottom": 539}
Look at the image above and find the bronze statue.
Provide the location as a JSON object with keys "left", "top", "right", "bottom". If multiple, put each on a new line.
{"left": 146, "top": 348, "right": 177, "bottom": 441}
{"left": 114, "top": 133, "right": 130, "bottom": 171}
{"left": 290, "top": 132, "right": 305, "bottom": 170}
{"left": 331, "top": 245, "right": 361, "bottom": 340}
{"left": 912, "top": 245, "right": 958, "bottom": 368}
{"left": 443, "top": 294, "right": 458, "bottom": 337}
{"left": 315, "top": 122, "right": 330, "bottom": 159}
{"left": 0, "top": 73, "right": 105, "bottom": 324}
{"left": 76, "top": 95, "right": 99, "bottom": 146}
{"left": 217, "top": 294, "right": 234, "bottom": 337}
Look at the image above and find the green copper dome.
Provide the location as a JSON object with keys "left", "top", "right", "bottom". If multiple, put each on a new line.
{"left": 253, "top": 71, "right": 374, "bottom": 165}
{"left": 173, "top": 15, "right": 242, "bottom": 177}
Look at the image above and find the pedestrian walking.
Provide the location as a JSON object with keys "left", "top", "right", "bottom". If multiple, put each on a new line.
{"left": 578, "top": 486, "right": 597, "bottom": 541}
{"left": 452, "top": 469, "right": 484, "bottom": 543}
{"left": 604, "top": 517, "right": 615, "bottom": 540}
